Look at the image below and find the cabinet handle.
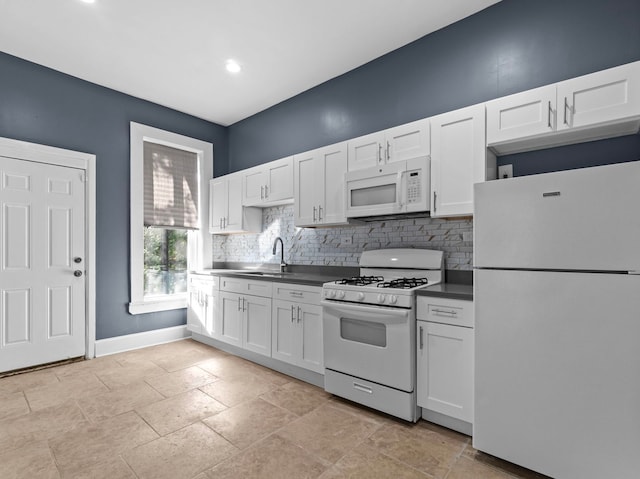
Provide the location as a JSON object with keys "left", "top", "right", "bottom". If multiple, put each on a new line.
{"left": 432, "top": 308, "right": 457, "bottom": 316}
{"left": 353, "top": 382, "right": 373, "bottom": 394}
{"left": 547, "top": 100, "right": 552, "bottom": 129}
{"left": 297, "top": 306, "right": 301, "bottom": 323}
{"left": 313, "top": 206, "right": 317, "bottom": 222}
{"left": 318, "top": 205, "right": 323, "bottom": 221}
{"left": 238, "top": 296, "right": 242, "bottom": 311}
{"left": 219, "top": 218, "right": 223, "bottom": 229}
{"left": 264, "top": 184, "right": 269, "bottom": 198}
{"left": 242, "top": 297, "right": 246, "bottom": 312}
{"left": 289, "top": 291, "right": 304, "bottom": 297}
{"left": 386, "top": 140, "right": 391, "bottom": 162}
{"left": 223, "top": 217, "right": 227, "bottom": 229}
{"left": 563, "top": 97, "right": 569, "bottom": 126}
{"left": 433, "top": 191, "right": 437, "bottom": 214}
{"left": 291, "top": 305, "right": 295, "bottom": 322}
{"left": 260, "top": 185, "right": 264, "bottom": 199}
{"left": 419, "top": 325, "right": 424, "bottom": 350}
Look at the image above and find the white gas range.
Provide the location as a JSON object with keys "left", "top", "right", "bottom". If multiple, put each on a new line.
{"left": 321, "top": 248, "right": 444, "bottom": 422}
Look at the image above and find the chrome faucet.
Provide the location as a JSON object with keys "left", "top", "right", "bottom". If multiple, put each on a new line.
{"left": 272, "top": 237, "right": 287, "bottom": 273}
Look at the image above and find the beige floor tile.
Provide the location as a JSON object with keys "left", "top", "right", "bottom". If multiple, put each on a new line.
{"left": 59, "top": 457, "right": 137, "bottom": 479}
{"left": 199, "top": 371, "right": 279, "bottom": 407}
{"left": 123, "top": 422, "right": 238, "bottom": 479}
{"left": 461, "top": 446, "right": 551, "bottom": 479}
{"left": 327, "top": 396, "right": 394, "bottom": 426}
{"left": 145, "top": 365, "right": 217, "bottom": 397}
{"left": 197, "top": 355, "right": 261, "bottom": 379}
{"left": 0, "top": 390, "right": 30, "bottom": 421}
{"left": 24, "top": 372, "right": 108, "bottom": 411}
{"left": 136, "top": 388, "right": 227, "bottom": 436}
{"left": 447, "top": 456, "right": 519, "bottom": 479}
{"left": 0, "top": 368, "right": 60, "bottom": 394}
{"left": 244, "top": 363, "right": 293, "bottom": 386}
{"left": 0, "top": 400, "right": 87, "bottom": 453}
{"left": 78, "top": 381, "right": 164, "bottom": 423}
{"left": 150, "top": 346, "right": 218, "bottom": 372}
{"left": 364, "top": 421, "right": 468, "bottom": 478}
{"left": 260, "top": 380, "right": 331, "bottom": 416}
{"left": 96, "top": 358, "right": 166, "bottom": 389}
{"left": 49, "top": 411, "right": 159, "bottom": 477}
{"left": 203, "top": 397, "right": 298, "bottom": 450}
{"left": 276, "top": 403, "right": 383, "bottom": 464}
{"left": 318, "top": 443, "right": 428, "bottom": 479}
{"left": 205, "top": 434, "right": 326, "bottom": 479}
{"left": 52, "top": 356, "right": 123, "bottom": 382}
{"left": 0, "top": 439, "right": 60, "bottom": 479}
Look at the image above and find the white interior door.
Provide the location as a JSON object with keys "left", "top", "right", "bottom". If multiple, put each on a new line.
{"left": 1, "top": 156, "right": 85, "bottom": 373}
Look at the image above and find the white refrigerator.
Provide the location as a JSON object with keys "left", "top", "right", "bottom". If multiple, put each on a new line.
{"left": 473, "top": 161, "right": 640, "bottom": 479}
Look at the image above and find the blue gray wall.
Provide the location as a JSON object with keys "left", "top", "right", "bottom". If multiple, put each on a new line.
{"left": 227, "top": 0, "right": 640, "bottom": 174}
{"left": 0, "top": 52, "right": 228, "bottom": 340}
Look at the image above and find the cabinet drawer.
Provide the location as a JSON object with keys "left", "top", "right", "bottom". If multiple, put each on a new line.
{"left": 417, "top": 296, "right": 473, "bottom": 327}
{"left": 220, "top": 276, "right": 273, "bottom": 297}
{"left": 272, "top": 283, "right": 321, "bottom": 305}
{"left": 188, "top": 274, "right": 219, "bottom": 292}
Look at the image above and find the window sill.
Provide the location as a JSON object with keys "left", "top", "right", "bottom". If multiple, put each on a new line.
{"left": 128, "top": 296, "right": 187, "bottom": 315}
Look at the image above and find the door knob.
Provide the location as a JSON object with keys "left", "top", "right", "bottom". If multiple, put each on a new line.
{"left": 74, "top": 257, "right": 82, "bottom": 263}
{"left": 74, "top": 270, "right": 83, "bottom": 277}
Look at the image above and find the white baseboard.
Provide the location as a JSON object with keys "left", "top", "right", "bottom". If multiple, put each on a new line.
{"left": 94, "top": 325, "right": 191, "bottom": 357}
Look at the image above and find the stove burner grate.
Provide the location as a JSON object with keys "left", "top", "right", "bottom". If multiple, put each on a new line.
{"left": 335, "top": 275, "right": 384, "bottom": 286}
{"left": 376, "top": 277, "right": 428, "bottom": 289}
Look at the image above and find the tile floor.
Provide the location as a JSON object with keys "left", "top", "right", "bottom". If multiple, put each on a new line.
{"left": 0, "top": 339, "right": 550, "bottom": 479}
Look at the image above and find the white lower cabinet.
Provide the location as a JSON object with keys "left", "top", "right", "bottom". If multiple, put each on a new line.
{"left": 218, "top": 278, "right": 272, "bottom": 357}
{"left": 271, "top": 283, "right": 323, "bottom": 374}
{"left": 187, "top": 274, "right": 219, "bottom": 336}
{"left": 416, "top": 296, "right": 474, "bottom": 434}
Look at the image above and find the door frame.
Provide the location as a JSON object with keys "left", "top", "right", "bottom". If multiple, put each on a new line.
{"left": 0, "top": 136, "right": 96, "bottom": 360}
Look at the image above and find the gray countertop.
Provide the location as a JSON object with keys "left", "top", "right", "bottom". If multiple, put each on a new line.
{"left": 191, "top": 269, "right": 344, "bottom": 287}
{"left": 416, "top": 282, "right": 473, "bottom": 301}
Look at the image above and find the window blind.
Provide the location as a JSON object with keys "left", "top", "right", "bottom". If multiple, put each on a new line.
{"left": 143, "top": 142, "right": 199, "bottom": 229}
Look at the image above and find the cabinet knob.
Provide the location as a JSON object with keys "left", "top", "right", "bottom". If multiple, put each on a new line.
{"left": 74, "top": 257, "right": 82, "bottom": 263}
{"left": 73, "top": 270, "right": 83, "bottom": 277}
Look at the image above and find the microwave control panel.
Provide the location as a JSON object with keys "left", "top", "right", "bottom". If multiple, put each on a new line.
{"left": 406, "top": 170, "right": 422, "bottom": 204}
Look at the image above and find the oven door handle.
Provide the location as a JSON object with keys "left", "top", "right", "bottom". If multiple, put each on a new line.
{"left": 322, "top": 301, "right": 410, "bottom": 323}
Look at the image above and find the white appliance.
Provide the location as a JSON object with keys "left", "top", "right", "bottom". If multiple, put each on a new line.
{"left": 344, "top": 157, "right": 430, "bottom": 218}
{"left": 321, "top": 248, "right": 443, "bottom": 421}
{"left": 473, "top": 161, "right": 640, "bottom": 479}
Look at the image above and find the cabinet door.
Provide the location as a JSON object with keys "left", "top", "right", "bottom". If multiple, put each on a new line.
{"left": 243, "top": 295, "right": 272, "bottom": 357}
{"left": 320, "top": 142, "right": 348, "bottom": 225}
{"left": 557, "top": 60, "right": 640, "bottom": 131}
{"left": 293, "top": 150, "right": 322, "bottom": 227}
{"left": 209, "top": 177, "right": 227, "bottom": 233}
{"left": 347, "top": 131, "right": 385, "bottom": 171}
{"left": 430, "top": 104, "right": 487, "bottom": 217}
{"left": 219, "top": 292, "right": 243, "bottom": 348}
{"left": 226, "top": 173, "right": 244, "bottom": 230}
{"left": 241, "top": 167, "right": 265, "bottom": 206}
{"left": 187, "top": 285, "right": 205, "bottom": 334}
{"left": 271, "top": 300, "right": 298, "bottom": 366}
{"left": 386, "top": 119, "right": 430, "bottom": 163}
{"left": 298, "top": 303, "right": 323, "bottom": 374}
{"left": 265, "top": 157, "right": 294, "bottom": 203}
{"left": 417, "top": 321, "right": 474, "bottom": 423}
{"left": 486, "top": 85, "right": 557, "bottom": 145}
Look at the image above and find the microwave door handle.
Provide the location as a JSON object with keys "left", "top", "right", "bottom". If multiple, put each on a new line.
{"left": 398, "top": 170, "right": 406, "bottom": 210}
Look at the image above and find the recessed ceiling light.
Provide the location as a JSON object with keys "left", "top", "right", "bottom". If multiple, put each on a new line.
{"left": 225, "top": 60, "right": 242, "bottom": 74}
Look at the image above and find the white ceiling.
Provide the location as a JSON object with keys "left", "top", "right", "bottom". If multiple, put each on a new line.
{"left": 0, "top": 0, "right": 500, "bottom": 126}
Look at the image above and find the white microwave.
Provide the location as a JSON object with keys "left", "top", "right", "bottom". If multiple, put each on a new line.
{"left": 345, "top": 157, "right": 430, "bottom": 218}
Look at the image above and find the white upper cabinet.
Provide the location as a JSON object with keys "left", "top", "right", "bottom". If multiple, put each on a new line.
{"left": 430, "top": 104, "right": 496, "bottom": 218}
{"left": 209, "top": 173, "right": 261, "bottom": 234}
{"left": 487, "top": 60, "right": 640, "bottom": 154}
{"left": 294, "top": 142, "right": 349, "bottom": 227}
{"left": 242, "top": 156, "right": 294, "bottom": 207}
{"left": 348, "top": 119, "right": 430, "bottom": 171}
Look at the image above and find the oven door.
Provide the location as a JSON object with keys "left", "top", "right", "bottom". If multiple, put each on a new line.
{"left": 322, "top": 300, "right": 415, "bottom": 392}
{"left": 345, "top": 162, "right": 405, "bottom": 218}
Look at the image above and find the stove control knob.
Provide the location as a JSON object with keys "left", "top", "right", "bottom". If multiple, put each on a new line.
{"left": 357, "top": 292, "right": 365, "bottom": 301}
{"left": 388, "top": 295, "right": 398, "bottom": 305}
{"left": 337, "top": 290, "right": 345, "bottom": 299}
{"left": 377, "top": 294, "right": 386, "bottom": 303}
{"left": 326, "top": 290, "right": 336, "bottom": 299}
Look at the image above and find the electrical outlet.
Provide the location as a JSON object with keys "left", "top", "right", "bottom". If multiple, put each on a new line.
{"left": 498, "top": 164, "right": 513, "bottom": 179}
{"left": 341, "top": 236, "right": 353, "bottom": 245}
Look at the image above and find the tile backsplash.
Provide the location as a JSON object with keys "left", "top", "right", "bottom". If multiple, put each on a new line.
{"left": 213, "top": 205, "right": 473, "bottom": 270}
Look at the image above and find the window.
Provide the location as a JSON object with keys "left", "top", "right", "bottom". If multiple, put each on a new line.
{"left": 129, "top": 123, "right": 213, "bottom": 314}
